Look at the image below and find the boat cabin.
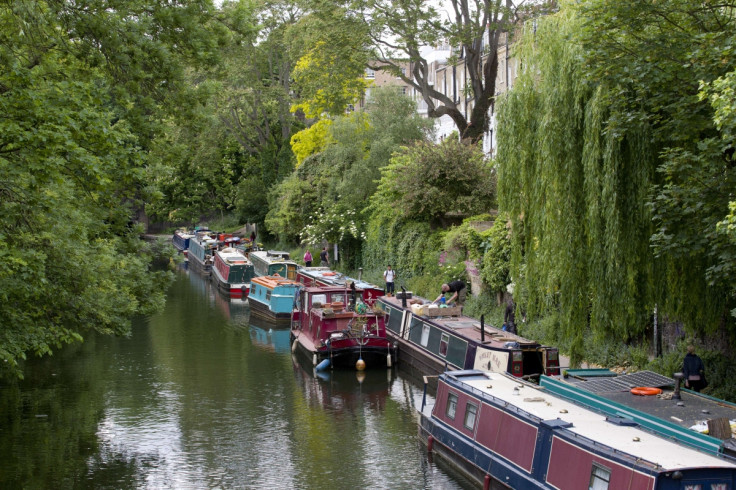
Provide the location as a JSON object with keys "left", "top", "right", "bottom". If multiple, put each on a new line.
{"left": 250, "top": 250, "right": 298, "bottom": 280}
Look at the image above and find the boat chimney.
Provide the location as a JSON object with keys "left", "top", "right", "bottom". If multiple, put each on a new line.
{"left": 480, "top": 315, "right": 485, "bottom": 342}
{"left": 401, "top": 286, "right": 407, "bottom": 308}
{"left": 673, "top": 372, "right": 684, "bottom": 400}
{"left": 358, "top": 267, "right": 363, "bottom": 280}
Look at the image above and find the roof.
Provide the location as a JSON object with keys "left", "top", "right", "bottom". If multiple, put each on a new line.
{"left": 444, "top": 371, "right": 736, "bottom": 470}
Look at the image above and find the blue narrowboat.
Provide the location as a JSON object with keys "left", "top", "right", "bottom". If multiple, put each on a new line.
{"left": 172, "top": 229, "right": 194, "bottom": 253}
{"left": 187, "top": 231, "right": 217, "bottom": 274}
{"left": 248, "top": 275, "right": 301, "bottom": 322}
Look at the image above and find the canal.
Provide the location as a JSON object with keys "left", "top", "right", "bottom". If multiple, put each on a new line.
{"left": 0, "top": 266, "right": 474, "bottom": 489}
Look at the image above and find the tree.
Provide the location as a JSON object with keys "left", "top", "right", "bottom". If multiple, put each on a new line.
{"left": 370, "top": 138, "right": 495, "bottom": 225}
{"left": 350, "top": 0, "right": 552, "bottom": 142}
{"left": 496, "top": 1, "right": 736, "bottom": 364}
{"left": 0, "top": 0, "right": 220, "bottom": 378}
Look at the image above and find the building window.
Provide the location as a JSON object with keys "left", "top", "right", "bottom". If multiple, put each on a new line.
{"left": 463, "top": 403, "right": 478, "bottom": 430}
{"left": 401, "top": 86, "right": 407, "bottom": 95}
{"left": 446, "top": 393, "right": 457, "bottom": 419}
{"left": 588, "top": 463, "right": 611, "bottom": 490}
{"left": 420, "top": 325, "right": 430, "bottom": 347}
{"left": 439, "top": 333, "right": 449, "bottom": 357}
{"left": 365, "top": 68, "right": 375, "bottom": 79}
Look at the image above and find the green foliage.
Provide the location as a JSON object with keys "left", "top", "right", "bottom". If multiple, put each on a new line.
{"left": 480, "top": 216, "right": 512, "bottom": 294}
{"left": 0, "top": 0, "right": 220, "bottom": 378}
{"left": 370, "top": 139, "right": 496, "bottom": 226}
{"left": 571, "top": 0, "right": 736, "bottom": 332}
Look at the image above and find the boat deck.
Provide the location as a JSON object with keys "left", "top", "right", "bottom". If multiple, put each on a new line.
{"left": 447, "top": 371, "right": 736, "bottom": 470}
{"left": 379, "top": 295, "right": 542, "bottom": 350}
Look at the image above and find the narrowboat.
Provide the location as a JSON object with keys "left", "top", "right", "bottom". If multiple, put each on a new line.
{"left": 248, "top": 275, "right": 301, "bottom": 322}
{"left": 290, "top": 285, "right": 397, "bottom": 370}
{"left": 377, "top": 295, "right": 559, "bottom": 379}
{"left": 172, "top": 229, "right": 194, "bottom": 253}
{"left": 296, "top": 267, "right": 384, "bottom": 304}
{"left": 419, "top": 369, "right": 736, "bottom": 489}
{"left": 211, "top": 247, "right": 255, "bottom": 298}
{"left": 249, "top": 250, "right": 298, "bottom": 280}
{"left": 187, "top": 230, "right": 217, "bottom": 274}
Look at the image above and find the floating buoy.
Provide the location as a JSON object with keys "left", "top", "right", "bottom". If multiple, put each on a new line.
{"left": 312, "top": 353, "right": 318, "bottom": 366}
{"left": 356, "top": 358, "right": 366, "bottom": 371}
{"left": 427, "top": 435, "right": 434, "bottom": 452}
{"left": 291, "top": 339, "right": 298, "bottom": 353}
{"left": 387, "top": 352, "right": 392, "bottom": 368}
{"left": 483, "top": 475, "right": 491, "bottom": 490}
{"left": 316, "top": 359, "right": 330, "bottom": 371}
{"left": 631, "top": 387, "right": 662, "bottom": 396}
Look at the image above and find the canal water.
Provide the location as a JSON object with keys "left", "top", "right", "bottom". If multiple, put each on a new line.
{"left": 0, "top": 266, "right": 474, "bottom": 489}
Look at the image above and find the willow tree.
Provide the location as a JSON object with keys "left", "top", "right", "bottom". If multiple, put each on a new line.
{"left": 497, "top": 10, "right": 659, "bottom": 363}
{"left": 498, "top": 1, "right": 736, "bottom": 364}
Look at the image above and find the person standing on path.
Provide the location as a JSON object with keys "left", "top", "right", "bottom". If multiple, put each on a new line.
{"left": 683, "top": 345, "right": 707, "bottom": 392}
{"left": 383, "top": 265, "right": 396, "bottom": 297}
{"left": 303, "top": 250, "right": 313, "bottom": 267}
{"left": 320, "top": 247, "right": 329, "bottom": 267}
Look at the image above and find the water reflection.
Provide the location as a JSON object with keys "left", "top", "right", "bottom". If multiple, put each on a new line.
{"left": 0, "top": 267, "right": 472, "bottom": 489}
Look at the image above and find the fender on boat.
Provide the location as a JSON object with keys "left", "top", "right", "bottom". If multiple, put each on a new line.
{"left": 316, "top": 359, "right": 330, "bottom": 371}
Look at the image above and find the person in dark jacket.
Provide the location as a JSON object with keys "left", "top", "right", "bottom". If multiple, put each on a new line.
{"left": 434, "top": 280, "right": 467, "bottom": 306}
{"left": 683, "top": 345, "right": 707, "bottom": 392}
{"left": 504, "top": 300, "right": 517, "bottom": 334}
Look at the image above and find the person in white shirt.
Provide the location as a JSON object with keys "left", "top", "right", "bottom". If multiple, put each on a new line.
{"left": 383, "top": 265, "right": 396, "bottom": 297}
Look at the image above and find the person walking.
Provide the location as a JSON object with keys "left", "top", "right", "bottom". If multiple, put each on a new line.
{"left": 319, "top": 247, "right": 329, "bottom": 267}
{"left": 383, "top": 265, "right": 396, "bottom": 297}
{"left": 303, "top": 250, "right": 313, "bottom": 267}
{"left": 683, "top": 345, "right": 707, "bottom": 392}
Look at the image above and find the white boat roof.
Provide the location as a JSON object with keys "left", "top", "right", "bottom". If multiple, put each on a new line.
{"left": 455, "top": 372, "right": 736, "bottom": 470}
{"left": 217, "top": 248, "right": 249, "bottom": 264}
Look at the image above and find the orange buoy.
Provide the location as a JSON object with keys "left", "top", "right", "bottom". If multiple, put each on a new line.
{"left": 631, "top": 387, "right": 662, "bottom": 396}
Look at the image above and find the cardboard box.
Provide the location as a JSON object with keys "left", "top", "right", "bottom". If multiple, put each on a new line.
{"left": 425, "top": 306, "right": 462, "bottom": 317}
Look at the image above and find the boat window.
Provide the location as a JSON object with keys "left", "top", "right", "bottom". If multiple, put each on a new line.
{"left": 588, "top": 463, "right": 611, "bottom": 490}
{"left": 420, "top": 325, "right": 430, "bottom": 347}
{"left": 710, "top": 485, "right": 727, "bottom": 490}
{"left": 439, "top": 333, "right": 449, "bottom": 357}
{"left": 463, "top": 402, "right": 478, "bottom": 430}
{"left": 446, "top": 393, "right": 458, "bottom": 420}
{"left": 266, "top": 291, "right": 271, "bottom": 301}
{"left": 332, "top": 294, "right": 345, "bottom": 304}
{"left": 312, "top": 294, "right": 327, "bottom": 307}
